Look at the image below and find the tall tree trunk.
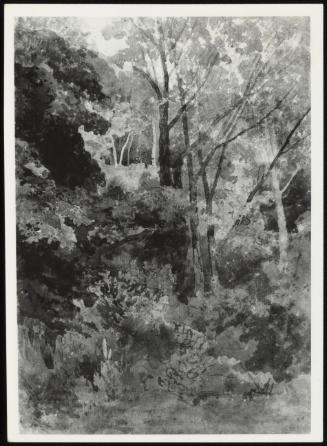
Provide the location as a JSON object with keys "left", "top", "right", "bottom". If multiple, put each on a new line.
{"left": 265, "top": 124, "right": 289, "bottom": 272}
{"left": 178, "top": 78, "right": 211, "bottom": 294}
{"left": 152, "top": 116, "right": 158, "bottom": 167}
{"left": 180, "top": 110, "right": 198, "bottom": 293}
{"left": 157, "top": 30, "right": 172, "bottom": 187}
{"left": 158, "top": 101, "right": 172, "bottom": 186}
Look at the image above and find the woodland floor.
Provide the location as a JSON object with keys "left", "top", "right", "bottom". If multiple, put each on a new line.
{"left": 21, "top": 376, "right": 310, "bottom": 435}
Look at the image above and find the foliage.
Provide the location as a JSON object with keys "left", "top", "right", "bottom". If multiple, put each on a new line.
{"left": 15, "top": 16, "right": 311, "bottom": 434}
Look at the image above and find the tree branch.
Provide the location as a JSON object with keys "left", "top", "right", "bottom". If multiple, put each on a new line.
{"left": 197, "top": 148, "right": 210, "bottom": 203}
{"left": 199, "top": 88, "right": 292, "bottom": 173}
{"left": 149, "top": 57, "right": 159, "bottom": 86}
{"left": 133, "top": 65, "right": 162, "bottom": 100}
{"left": 246, "top": 107, "right": 311, "bottom": 202}
{"left": 209, "top": 144, "right": 228, "bottom": 200}
{"left": 281, "top": 168, "right": 300, "bottom": 194}
{"left": 154, "top": 22, "right": 170, "bottom": 97}
{"left": 211, "top": 97, "right": 245, "bottom": 128}
{"left": 168, "top": 51, "right": 219, "bottom": 130}
{"left": 193, "top": 54, "right": 268, "bottom": 156}
{"left": 135, "top": 19, "right": 160, "bottom": 49}
{"left": 243, "top": 54, "right": 262, "bottom": 96}
{"left": 281, "top": 134, "right": 309, "bottom": 154}
{"left": 170, "top": 18, "right": 188, "bottom": 51}
{"left": 168, "top": 21, "right": 197, "bottom": 77}
{"left": 204, "top": 99, "right": 247, "bottom": 198}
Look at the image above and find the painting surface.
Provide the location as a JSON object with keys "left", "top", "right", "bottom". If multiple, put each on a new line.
{"left": 15, "top": 16, "right": 311, "bottom": 434}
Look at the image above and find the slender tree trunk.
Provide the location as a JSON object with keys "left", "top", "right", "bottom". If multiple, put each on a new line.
{"left": 206, "top": 197, "right": 215, "bottom": 276}
{"left": 197, "top": 187, "right": 214, "bottom": 291}
{"left": 180, "top": 111, "right": 198, "bottom": 293}
{"left": 158, "top": 101, "right": 172, "bottom": 186}
{"left": 119, "top": 132, "right": 133, "bottom": 165}
{"left": 152, "top": 116, "right": 158, "bottom": 167}
{"left": 197, "top": 153, "right": 215, "bottom": 290}
{"left": 127, "top": 139, "right": 134, "bottom": 166}
{"left": 265, "top": 124, "right": 289, "bottom": 272}
{"left": 108, "top": 134, "right": 118, "bottom": 167}
{"left": 157, "top": 30, "right": 172, "bottom": 187}
{"left": 271, "top": 167, "right": 289, "bottom": 271}
{"left": 178, "top": 78, "right": 197, "bottom": 239}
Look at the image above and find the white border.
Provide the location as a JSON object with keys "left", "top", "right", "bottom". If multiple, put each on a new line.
{"left": 5, "top": 3, "right": 324, "bottom": 443}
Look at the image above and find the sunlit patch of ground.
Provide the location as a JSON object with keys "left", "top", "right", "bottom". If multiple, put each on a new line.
{"left": 103, "top": 164, "right": 159, "bottom": 191}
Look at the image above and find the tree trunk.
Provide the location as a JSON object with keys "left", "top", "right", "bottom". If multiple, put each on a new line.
{"left": 271, "top": 168, "right": 289, "bottom": 271}
{"left": 198, "top": 235, "right": 213, "bottom": 293}
{"left": 108, "top": 134, "right": 118, "bottom": 167}
{"left": 152, "top": 116, "right": 158, "bottom": 167}
{"left": 198, "top": 164, "right": 215, "bottom": 290}
{"left": 265, "top": 124, "right": 289, "bottom": 272}
{"left": 180, "top": 113, "right": 198, "bottom": 293}
{"left": 119, "top": 132, "right": 133, "bottom": 165}
{"left": 127, "top": 140, "right": 133, "bottom": 166}
{"left": 179, "top": 87, "right": 212, "bottom": 294}
{"left": 172, "top": 164, "right": 183, "bottom": 189}
{"left": 158, "top": 101, "right": 172, "bottom": 186}
{"left": 206, "top": 197, "right": 215, "bottom": 277}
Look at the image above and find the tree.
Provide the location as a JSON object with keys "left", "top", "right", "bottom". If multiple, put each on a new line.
{"left": 102, "top": 18, "right": 222, "bottom": 187}
{"left": 179, "top": 17, "right": 311, "bottom": 289}
{"left": 15, "top": 20, "right": 112, "bottom": 188}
